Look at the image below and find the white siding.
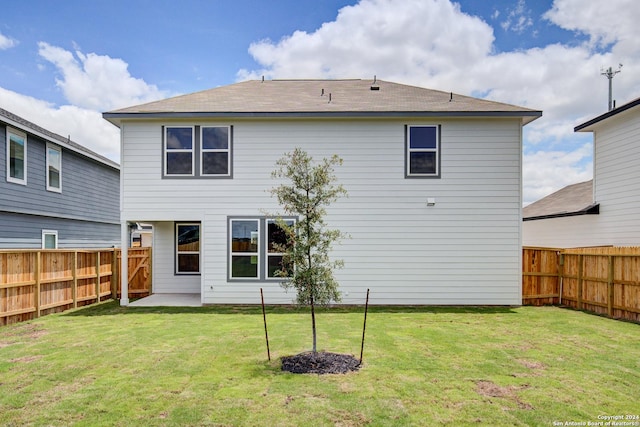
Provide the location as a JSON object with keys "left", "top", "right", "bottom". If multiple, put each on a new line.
{"left": 523, "top": 107, "right": 640, "bottom": 248}
{"left": 121, "top": 118, "right": 523, "bottom": 305}
{"left": 151, "top": 222, "right": 200, "bottom": 294}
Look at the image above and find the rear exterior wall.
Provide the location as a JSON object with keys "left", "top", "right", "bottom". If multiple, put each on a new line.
{"left": 121, "top": 118, "right": 523, "bottom": 305}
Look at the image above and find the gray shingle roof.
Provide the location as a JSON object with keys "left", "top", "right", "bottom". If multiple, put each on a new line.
{"left": 523, "top": 180, "right": 598, "bottom": 220}
{"left": 0, "top": 107, "right": 119, "bottom": 169}
{"left": 104, "top": 79, "right": 541, "bottom": 125}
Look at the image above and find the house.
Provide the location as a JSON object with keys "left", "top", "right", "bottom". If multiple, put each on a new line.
{"left": 523, "top": 96, "right": 640, "bottom": 247}
{"left": 1, "top": 108, "right": 120, "bottom": 249}
{"left": 103, "top": 79, "right": 541, "bottom": 306}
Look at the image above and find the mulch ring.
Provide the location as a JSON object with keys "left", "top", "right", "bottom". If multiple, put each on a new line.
{"left": 281, "top": 351, "right": 361, "bottom": 374}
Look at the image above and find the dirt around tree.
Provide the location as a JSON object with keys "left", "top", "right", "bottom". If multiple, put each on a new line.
{"left": 281, "top": 352, "right": 361, "bottom": 374}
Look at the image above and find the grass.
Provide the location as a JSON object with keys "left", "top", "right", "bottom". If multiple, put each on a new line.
{"left": 0, "top": 302, "right": 639, "bottom": 426}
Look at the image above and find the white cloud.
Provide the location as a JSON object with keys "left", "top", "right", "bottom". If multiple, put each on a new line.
{"left": 237, "top": 0, "right": 640, "bottom": 203}
{"left": 37, "top": 42, "right": 169, "bottom": 111}
{"left": 0, "top": 43, "right": 176, "bottom": 163}
{"left": 0, "top": 87, "right": 120, "bottom": 163}
{"left": 238, "top": 0, "right": 494, "bottom": 82}
{"left": 0, "top": 32, "right": 17, "bottom": 49}
{"left": 523, "top": 144, "right": 592, "bottom": 205}
{"left": 500, "top": 0, "right": 533, "bottom": 34}
{"left": 544, "top": 0, "right": 638, "bottom": 53}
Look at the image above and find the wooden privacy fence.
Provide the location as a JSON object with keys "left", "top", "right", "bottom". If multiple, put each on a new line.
{"left": 523, "top": 246, "right": 640, "bottom": 322}
{"left": 0, "top": 247, "right": 151, "bottom": 326}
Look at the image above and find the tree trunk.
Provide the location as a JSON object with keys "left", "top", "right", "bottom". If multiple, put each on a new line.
{"left": 310, "top": 293, "right": 317, "bottom": 353}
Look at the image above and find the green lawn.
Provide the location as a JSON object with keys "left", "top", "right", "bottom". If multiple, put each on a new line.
{"left": 1, "top": 302, "right": 639, "bottom": 426}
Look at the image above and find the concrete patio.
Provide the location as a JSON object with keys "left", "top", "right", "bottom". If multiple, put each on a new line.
{"left": 128, "top": 293, "right": 202, "bottom": 307}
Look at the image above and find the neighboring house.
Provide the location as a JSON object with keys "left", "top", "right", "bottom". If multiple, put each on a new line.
{"left": 103, "top": 79, "right": 541, "bottom": 305}
{"left": 523, "top": 96, "right": 640, "bottom": 247}
{"left": 1, "top": 108, "right": 120, "bottom": 249}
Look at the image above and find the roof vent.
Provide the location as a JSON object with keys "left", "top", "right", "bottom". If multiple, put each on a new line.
{"left": 370, "top": 75, "right": 380, "bottom": 91}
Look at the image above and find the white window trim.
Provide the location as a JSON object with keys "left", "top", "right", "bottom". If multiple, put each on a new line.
{"left": 200, "top": 126, "right": 231, "bottom": 177}
{"left": 406, "top": 124, "right": 440, "bottom": 178}
{"left": 6, "top": 127, "right": 27, "bottom": 185}
{"left": 46, "top": 143, "right": 62, "bottom": 193}
{"left": 164, "top": 126, "right": 195, "bottom": 176}
{"left": 229, "top": 218, "right": 261, "bottom": 280}
{"left": 175, "top": 222, "right": 200, "bottom": 275}
{"left": 42, "top": 230, "right": 58, "bottom": 249}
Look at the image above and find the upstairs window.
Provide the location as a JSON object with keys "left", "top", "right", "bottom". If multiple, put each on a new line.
{"left": 46, "top": 143, "right": 62, "bottom": 192}
{"left": 164, "top": 125, "right": 232, "bottom": 178}
{"left": 201, "top": 126, "right": 231, "bottom": 176}
{"left": 7, "top": 127, "right": 27, "bottom": 185}
{"left": 165, "top": 127, "right": 194, "bottom": 176}
{"left": 406, "top": 125, "right": 440, "bottom": 177}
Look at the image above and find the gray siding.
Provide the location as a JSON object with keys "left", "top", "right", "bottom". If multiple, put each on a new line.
{"left": 0, "top": 211, "right": 119, "bottom": 248}
{"left": 1, "top": 121, "right": 120, "bottom": 249}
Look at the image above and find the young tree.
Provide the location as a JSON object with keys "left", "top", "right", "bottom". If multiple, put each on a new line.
{"left": 270, "top": 148, "right": 348, "bottom": 353}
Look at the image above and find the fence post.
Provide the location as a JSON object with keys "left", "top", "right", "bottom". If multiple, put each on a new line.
{"left": 72, "top": 251, "right": 78, "bottom": 309}
{"left": 577, "top": 254, "right": 583, "bottom": 310}
{"left": 607, "top": 255, "right": 614, "bottom": 317}
{"left": 35, "top": 251, "right": 41, "bottom": 318}
{"left": 557, "top": 252, "right": 564, "bottom": 305}
{"left": 95, "top": 251, "right": 101, "bottom": 304}
{"left": 111, "top": 249, "right": 118, "bottom": 299}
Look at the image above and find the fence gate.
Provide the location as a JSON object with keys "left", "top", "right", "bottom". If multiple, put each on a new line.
{"left": 116, "top": 248, "right": 152, "bottom": 298}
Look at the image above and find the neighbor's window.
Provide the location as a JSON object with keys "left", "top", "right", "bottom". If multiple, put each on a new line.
{"left": 406, "top": 125, "right": 440, "bottom": 177}
{"left": 230, "top": 219, "right": 260, "bottom": 279}
{"left": 176, "top": 223, "right": 200, "bottom": 274}
{"left": 7, "top": 127, "right": 27, "bottom": 185}
{"left": 165, "top": 127, "right": 194, "bottom": 176}
{"left": 201, "top": 126, "right": 231, "bottom": 176}
{"left": 42, "top": 230, "right": 58, "bottom": 249}
{"left": 266, "top": 219, "right": 295, "bottom": 278}
{"left": 46, "top": 143, "right": 62, "bottom": 192}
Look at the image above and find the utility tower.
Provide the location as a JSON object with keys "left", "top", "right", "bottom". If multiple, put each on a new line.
{"left": 601, "top": 64, "right": 622, "bottom": 111}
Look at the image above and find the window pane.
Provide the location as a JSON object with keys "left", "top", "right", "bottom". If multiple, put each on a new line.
{"left": 178, "top": 254, "right": 200, "bottom": 272}
{"left": 10, "top": 135, "right": 25, "bottom": 180}
{"left": 48, "top": 147, "right": 61, "bottom": 189}
{"left": 268, "top": 220, "right": 294, "bottom": 252}
{"left": 232, "top": 255, "right": 258, "bottom": 278}
{"left": 409, "top": 126, "right": 437, "bottom": 149}
{"left": 410, "top": 152, "right": 437, "bottom": 174}
{"left": 166, "top": 152, "right": 193, "bottom": 174}
{"left": 267, "top": 255, "right": 292, "bottom": 278}
{"left": 177, "top": 225, "right": 200, "bottom": 252}
{"left": 49, "top": 169, "right": 60, "bottom": 188}
{"left": 44, "top": 234, "right": 57, "bottom": 249}
{"left": 166, "top": 127, "right": 193, "bottom": 149}
{"left": 202, "top": 127, "right": 229, "bottom": 149}
{"left": 232, "top": 220, "right": 258, "bottom": 252}
{"left": 202, "top": 152, "right": 228, "bottom": 175}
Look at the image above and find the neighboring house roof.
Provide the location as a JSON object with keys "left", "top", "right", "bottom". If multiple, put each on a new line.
{"left": 0, "top": 107, "right": 119, "bottom": 169}
{"left": 103, "top": 79, "right": 541, "bottom": 126}
{"left": 523, "top": 180, "right": 599, "bottom": 221}
{"left": 575, "top": 95, "right": 640, "bottom": 132}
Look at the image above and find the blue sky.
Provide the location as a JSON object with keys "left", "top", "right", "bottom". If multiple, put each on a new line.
{"left": 1, "top": 0, "right": 638, "bottom": 204}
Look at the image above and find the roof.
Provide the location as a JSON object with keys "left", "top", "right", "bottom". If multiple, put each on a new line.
{"left": 575, "top": 95, "right": 640, "bottom": 132}
{"left": 103, "top": 79, "right": 541, "bottom": 126}
{"left": 0, "top": 107, "right": 119, "bottom": 169}
{"left": 523, "top": 180, "right": 599, "bottom": 221}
